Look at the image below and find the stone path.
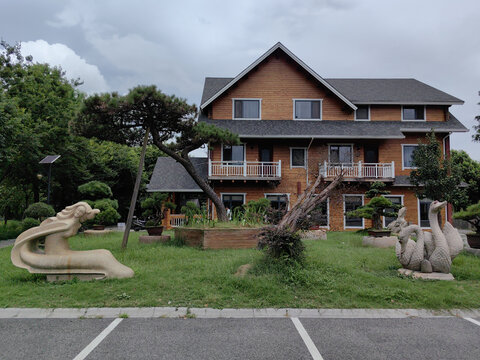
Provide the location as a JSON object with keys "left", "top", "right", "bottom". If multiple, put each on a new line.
{"left": 0, "top": 239, "right": 15, "bottom": 248}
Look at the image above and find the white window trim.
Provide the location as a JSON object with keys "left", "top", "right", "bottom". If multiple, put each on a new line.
{"left": 354, "top": 105, "right": 370, "bottom": 121}
{"left": 328, "top": 143, "right": 354, "bottom": 164}
{"left": 343, "top": 194, "right": 365, "bottom": 229}
{"left": 401, "top": 105, "right": 426, "bottom": 122}
{"left": 418, "top": 198, "right": 432, "bottom": 229}
{"left": 290, "top": 147, "right": 307, "bottom": 168}
{"left": 293, "top": 98, "right": 323, "bottom": 121}
{"left": 232, "top": 98, "right": 262, "bottom": 120}
{"left": 264, "top": 193, "right": 291, "bottom": 210}
{"left": 311, "top": 196, "right": 330, "bottom": 230}
{"left": 401, "top": 144, "right": 419, "bottom": 170}
{"left": 382, "top": 195, "right": 404, "bottom": 228}
{"left": 220, "top": 143, "right": 246, "bottom": 163}
{"left": 221, "top": 193, "right": 247, "bottom": 205}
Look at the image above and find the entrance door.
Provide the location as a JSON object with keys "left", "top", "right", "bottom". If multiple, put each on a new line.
{"left": 364, "top": 145, "right": 378, "bottom": 163}
{"left": 259, "top": 145, "right": 273, "bottom": 177}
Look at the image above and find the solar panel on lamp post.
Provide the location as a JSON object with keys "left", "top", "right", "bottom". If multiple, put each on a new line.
{"left": 39, "top": 155, "right": 61, "bottom": 205}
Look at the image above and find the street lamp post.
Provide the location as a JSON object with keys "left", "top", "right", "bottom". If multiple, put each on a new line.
{"left": 39, "top": 155, "right": 61, "bottom": 205}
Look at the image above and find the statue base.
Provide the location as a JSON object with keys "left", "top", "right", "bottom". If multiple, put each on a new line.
{"left": 47, "top": 273, "right": 106, "bottom": 282}
{"left": 398, "top": 268, "right": 454, "bottom": 281}
{"left": 300, "top": 230, "right": 327, "bottom": 240}
{"left": 139, "top": 235, "right": 171, "bottom": 244}
{"left": 362, "top": 236, "right": 397, "bottom": 248}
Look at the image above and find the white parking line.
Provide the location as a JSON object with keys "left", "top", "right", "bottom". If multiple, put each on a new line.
{"left": 464, "top": 317, "right": 480, "bottom": 327}
{"left": 291, "top": 317, "right": 324, "bottom": 360}
{"left": 73, "top": 318, "right": 123, "bottom": 360}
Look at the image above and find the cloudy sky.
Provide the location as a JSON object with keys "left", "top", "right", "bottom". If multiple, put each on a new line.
{"left": 1, "top": 0, "right": 479, "bottom": 159}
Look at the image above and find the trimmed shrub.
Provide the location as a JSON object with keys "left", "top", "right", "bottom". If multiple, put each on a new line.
{"left": 22, "top": 217, "right": 40, "bottom": 231}
{"left": 24, "top": 202, "right": 55, "bottom": 220}
{"left": 258, "top": 226, "right": 305, "bottom": 263}
{"left": 94, "top": 198, "right": 119, "bottom": 211}
{"left": 78, "top": 181, "right": 113, "bottom": 200}
{"left": 0, "top": 220, "right": 23, "bottom": 240}
{"left": 95, "top": 207, "right": 121, "bottom": 226}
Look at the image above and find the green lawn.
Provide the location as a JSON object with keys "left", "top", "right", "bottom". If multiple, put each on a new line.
{"left": 1, "top": 231, "right": 479, "bottom": 309}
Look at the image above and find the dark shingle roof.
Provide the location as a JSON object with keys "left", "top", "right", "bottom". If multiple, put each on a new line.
{"left": 199, "top": 113, "right": 467, "bottom": 138}
{"left": 325, "top": 78, "right": 463, "bottom": 104}
{"left": 200, "top": 77, "right": 463, "bottom": 107}
{"left": 147, "top": 157, "right": 207, "bottom": 192}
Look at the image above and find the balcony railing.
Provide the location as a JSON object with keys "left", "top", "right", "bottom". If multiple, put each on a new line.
{"left": 319, "top": 161, "right": 395, "bottom": 180}
{"left": 208, "top": 160, "right": 281, "bottom": 180}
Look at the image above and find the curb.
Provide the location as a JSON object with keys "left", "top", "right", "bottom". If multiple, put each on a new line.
{"left": 1, "top": 307, "right": 480, "bottom": 319}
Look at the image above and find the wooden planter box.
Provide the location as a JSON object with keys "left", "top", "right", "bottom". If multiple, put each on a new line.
{"left": 174, "top": 227, "right": 261, "bottom": 249}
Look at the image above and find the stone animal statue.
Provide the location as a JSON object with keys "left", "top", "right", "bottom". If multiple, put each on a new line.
{"left": 387, "top": 207, "right": 408, "bottom": 234}
{"left": 395, "top": 200, "right": 463, "bottom": 274}
{"left": 11, "top": 202, "right": 134, "bottom": 280}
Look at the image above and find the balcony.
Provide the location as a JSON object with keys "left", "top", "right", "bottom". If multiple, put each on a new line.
{"left": 319, "top": 161, "right": 395, "bottom": 181}
{"left": 208, "top": 160, "right": 282, "bottom": 180}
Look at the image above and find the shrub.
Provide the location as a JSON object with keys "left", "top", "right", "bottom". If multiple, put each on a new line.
{"left": 141, "top": 193, "right": 173, "bottom": 226}
{"left": 24, "top": 202, "right": 55, "bottom": 220}
{"left": 258, "top": 226, "right": 305, "bottom": 263}
{"left": 78, "top": 181, "right": 113, "bottom": 200}
{"left": 94, "top": 198, "right": 119, "bottom": 211}
{"left": 22, "top": 217, "right": 40, "bottom": 231}
{"left": 265, "top": 207, "right": 286, "bottom": 225}
{"left": 0, "top": 220, "right": 23, "bottom": 240}
{"left": 95, "top": 207, "right": 121, "bottom": 226}
{"left": 181, "top": 201, "right": 200, "bottom": 225}
{"left": 454, "top": 201, "right": 480, "bottom": 233}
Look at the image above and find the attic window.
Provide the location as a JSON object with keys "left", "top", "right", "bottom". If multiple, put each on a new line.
{"left": 233, "top": 99, "right": 261, "bottom": 119}
{"left": 294, "top": 99, "right": 322, "bottom": 120}
{"left": 355, "top": 105, "right": 370, "bottom": 121}
{"left": 402, "top": 106, "right": 425, "bottom": 121}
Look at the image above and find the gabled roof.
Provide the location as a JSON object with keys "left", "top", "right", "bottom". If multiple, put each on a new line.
{"left": 200, "top": 42, "right": 357, "bottom": 111}
{"left": 147, "top": 157, "right": 207, "bottom": 193}
{"left": 199, "top": 112, "right": 467, "bottom": 138}
{"left": 326, "top": 78, "right": 464, "bottom": 105}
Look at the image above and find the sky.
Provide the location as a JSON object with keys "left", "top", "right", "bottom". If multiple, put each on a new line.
{"left": 1, "top": 0, "right": 479, "bottom": 159}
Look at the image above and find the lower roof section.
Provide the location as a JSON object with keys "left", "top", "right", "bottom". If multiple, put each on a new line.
{"left": 199, "top": 113, "right": 467, "bottom": 139}
{"left": 147, "top": 157, "right": 207, "bottom": 193}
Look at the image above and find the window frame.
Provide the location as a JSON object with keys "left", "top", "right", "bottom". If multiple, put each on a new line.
{"left": 328, "top": 143, "right": 354, "bottom": 164}
{"left": 343, "top": 194, "right": 365, "bottom": 229}
{"left": 292, "top": 98, "right": 323, "bottom": 121}
{"left": 232, "top": 98, "right": 262, "bottom": 120}
{"left": 264, "top": 193, "right": 290, "bottom": 211}
{"left": 221, "top": 193, "right": 246, "bottom": 209}
{"left": 221, "top": 143, "right": 246, "bottom": 164}
{"left": 290, "top": 147, "right": 307, "bottom": 168}
{"left": 382, "top": 195, "right": 404, "bottom": 228}
{"left": 311, "top": 196, "right": 330, "bottom": 229}
{"left": 354, "top": 105, "right": 370, "bottom": 121}
{"left": 418, "top": 198, "right": 433, "bottom": 229}
{"left": 401, "top": 105, "right": 426, "bottom": 122}
{"left": 401, "top": 144, "right": 419, "bottom": 170}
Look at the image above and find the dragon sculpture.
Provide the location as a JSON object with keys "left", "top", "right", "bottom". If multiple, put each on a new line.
{"left": 391, "top": 201, "right": 463, "bottom": 274}
{"left": 11, "top": 202, "right": 134, "bottom": 280}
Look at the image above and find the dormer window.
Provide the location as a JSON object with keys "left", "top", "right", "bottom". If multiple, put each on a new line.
{"left": 355, "top": 105, "right": 370, "bottom": 121}
{"left": 233, "top": 99, "right": 261, "bottom": 120}
{"left": 402, "top": 106, "right": 425, "bottom": 121}
{"left": 294, "top": 99, "right": 322, "bottom": 120}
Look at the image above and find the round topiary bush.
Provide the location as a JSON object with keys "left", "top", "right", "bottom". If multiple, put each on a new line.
{"left": 24, "top": 202, "right": 55, "bottom": 220}
{"left": 78, "top": 181, "right": 113, "bottom": 200}
{"left": 22, "top": 217, "right": 41, "bottom": 231}
{"left": 95, "top": 207, "right": 121, "bottom": 226}
{"left": 93, "top": 198, "right": 119, "bottom": 211}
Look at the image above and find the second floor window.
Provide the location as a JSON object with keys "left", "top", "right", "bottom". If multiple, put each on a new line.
{"left": 402, "top": 144, "right": 418, "bottom": 169}
{"left": 329, "top": 145, "right": 352, "bottom": 164}
{"left": 291, "top": 148, "right": 307, "bottom": 168}
{"left": 403, "top": 106, "right": 425, "bottom": 121}
{"left": 355, "top": 105, "right": 370, "bottom": 121}
{"left": 223, "top": 144, "right": 244, "bottom": 164}
{"left": 294, "top": 99, "right": 321, "bottom": 120}
{"left": 233, "top": 99, "right": 260, "bottom": 119}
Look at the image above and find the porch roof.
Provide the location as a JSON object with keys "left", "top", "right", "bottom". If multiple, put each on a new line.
{"left": 147, "top": 157, "right": 207, "bottom": 193}
{"left": 199, "top": 113, "right": 467, "bottom": 139}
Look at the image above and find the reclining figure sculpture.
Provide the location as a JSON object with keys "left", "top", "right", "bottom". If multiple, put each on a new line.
{"left": 11, "top": 202, "right": 134, "bottom": 281}
{"left": 392, "top": 201, "right": 463, "bottom": 274}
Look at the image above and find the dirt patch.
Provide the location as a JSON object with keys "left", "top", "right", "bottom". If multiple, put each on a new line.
{"left": 234, "top": 264, "right": 252, "bottom": 277}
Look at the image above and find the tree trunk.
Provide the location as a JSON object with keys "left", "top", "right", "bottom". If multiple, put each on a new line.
{"left": 278, "top": 174, "right": 343, "bottom": 232}
{"left": 150, "top": 137, "right": 229, "bottom": 222}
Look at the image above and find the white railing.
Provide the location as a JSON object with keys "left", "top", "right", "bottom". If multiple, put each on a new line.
{"left": 208, "top": 160, "right": 282, "bottom": 179}
{"left": 319, "top": 161, "right": 395, "bottom": 179}
{"left": 169, "top": 214, "right": 186, "bottom": 227}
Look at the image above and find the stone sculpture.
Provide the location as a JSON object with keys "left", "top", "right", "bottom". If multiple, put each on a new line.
{"left": 394, "top": 200, "right": 463, "bottom": 275}
{"left": 387, "top": 206, "right": 408, "bottom": 234}
{"left": 11, "top": 202, "right": 134, "bottom": 281}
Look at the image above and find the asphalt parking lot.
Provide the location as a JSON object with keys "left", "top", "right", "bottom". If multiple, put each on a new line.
{"left": 1, "top": 316, "right": 480, "bottom": 360}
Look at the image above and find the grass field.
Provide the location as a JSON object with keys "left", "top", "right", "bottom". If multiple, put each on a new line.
{"left": 1, "top": 231, "right": 479, "bottom": 309}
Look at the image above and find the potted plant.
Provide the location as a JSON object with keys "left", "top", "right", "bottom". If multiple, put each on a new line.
{"left": 141, "top": 193, "right": 176, "bottom": 236}
{"left": 453, "top": 202, "right": 480, "bottom": 248}
{"left": 346, "top": 182, "right": 401, "bottom": 237}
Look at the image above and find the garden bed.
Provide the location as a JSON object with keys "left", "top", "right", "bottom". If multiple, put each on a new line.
{"left": 175, "top": 227, "right": 261, "bottom": 249}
